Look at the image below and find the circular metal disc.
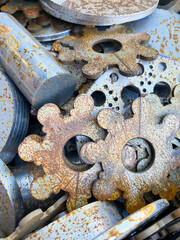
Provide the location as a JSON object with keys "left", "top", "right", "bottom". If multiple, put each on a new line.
{"left": 41, "top": 0, "right": 159, "bottom": 26}
{"left": 0, "top": 71, "right": 29, "bottom": 164}
{"left": 32, "top": 17, "right": 73, "bottom": 42}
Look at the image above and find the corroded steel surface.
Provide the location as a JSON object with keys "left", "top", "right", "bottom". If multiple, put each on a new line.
{"left": 135, "top": 208, "right": 180, "bottom": 240}
{"left": 146, "top": 84, "right": 180, "bottom": 123}
{"left": 27, "top": 201, "right": 123, "bottom": 240}
{"left": 125, "top": 9, "right": 180, "bottom": 61}
{"left": 61, "top": 80, "right": 94, "bottom": 113}
{"left": 18, "top": 94, "right": 105, "bottom": 212}
{"left": 0, "top": 159, "right": 24, "bottom": 236}
{"left": 80, "top": 97, "right": 180, "bottom": 213}
{"left": 84, "top": 56, "right": 179, "bottom": 118}
{"left": 10, "top": 161, "right": 64, "bottom": 215}
{"left": 158, "top": 0, "right": 180, "bottom": 12}
{"left": 96, "top": 199, "right": 169, "bottom": 240}
{"left": 0, "top": 70, "right": 29, "bottom": 164}
{"left": 63, "top": 62, "right": 87, "bottom": 91}
{"left": 0, "top": 13, "right": 76, "bottom": 109}
{"left": 42, "top": 0, "right": 158, "bottom": 26}
{"left": 6, "top": 195, "right": 67, "bottom": 240}
{"left": 53, "top": 26, "right": 158, "bottom": 79}
{"left": 1, "top": 0, "right": 41, "bottom": 19}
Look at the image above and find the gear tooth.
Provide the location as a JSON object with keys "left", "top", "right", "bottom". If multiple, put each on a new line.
{"left": 162, "top": 114, "right": 180, "bottom": 134}
{"left": 81, "top": 141, "right": 106, "bottom": 164}
{"left": 98, "top": 109, "right": 115, "bottom": 129}
{"left": 125, "top": 193, "right": 146, "bottom": 214}
{"left": 135, "top": 32, "right": 151, "bottom": 43}
{"left": 66, "top": 194, "right": 88, "bottom": 213}
{"left": 70, "top": 94, "right": 94, "bottom": 117}
{"left": 146, "top": 94, "right": 162, "bottom": 106}
{"left": 159, "top": 182, "right": 177, "bottom": 201}
{"left": 31, "top": 175, "right": 56, "bottom": 200}
{"left": 98, "top": 109, "right": 121, "bottom": 130}
{"left": 82, "top": 63, "right": 104, "bottom": 79}
{"left": 37, "top": 103, "right": 61, "bottom": 126}
{"left": 174, "top": 85, "right": 180, "bottom": 97}
{"left": 18, "top": 135, "right": 42, "bottom": 162}
{"left": 93, "top": 179, "right": 121, "bottom": 201}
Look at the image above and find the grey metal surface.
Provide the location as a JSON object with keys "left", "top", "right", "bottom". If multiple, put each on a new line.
{"left": 96, "top": 199, "right": 169, "bottom": 240}
{"left": 41, "top": 0, "right": 158, "bottom": 26}
{"left": 27, "top": 201, "right": 123, "bottom": 240}
{"left": 0, "top": 159, "right": 24, "bottom": 236}
{"left": 0, "top": 159, "right": 64, "bottom": 236}
{"left": 125, "top": 9, "right": 180, "bottom": 61}
{"left": 0, "top": 13, "right": 76, "bottom": 110}
{"left": 10, "top": 160, "right": 65, "bottom": 215}
{"left": 32, "top": 18, "right": 73, "bottom": 42}
{"left": 40, "top": 0, "right": 97, "bottom": 26}
{"left": 0, "top": 70, "right": 29, "bottom": 164}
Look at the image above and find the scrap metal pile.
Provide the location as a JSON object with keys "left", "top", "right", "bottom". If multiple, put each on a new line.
{"left": 0, "top": 0, "right": 179, "bottom": 239}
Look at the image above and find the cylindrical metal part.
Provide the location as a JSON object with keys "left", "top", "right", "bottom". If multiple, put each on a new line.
{"left": 10, "top": 157, "right": 64, "bottom": 214}
{"left": 0, "top": 159, "right": 24, "bottom": 236}
{"left": 0, "top": 159, "right": 64, "bottom": 236}
{"left": 0, "top": 13, "right": 76, "bottom": 109}
{"left": 0, "top": 70, "right": 29, "bottom": 164}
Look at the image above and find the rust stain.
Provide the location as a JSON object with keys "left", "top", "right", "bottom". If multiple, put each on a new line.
{"left": 18, "top": 94, "right": 105, "bottom": 212}
{"left": 80, "top": 95, "right": 180, "bottom": 213}
{"left": 53, "top": 26, "right": 158, "bottom": 79}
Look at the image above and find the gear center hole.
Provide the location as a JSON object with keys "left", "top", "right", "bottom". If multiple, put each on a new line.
{"left": 92, "top": 39, "right": 122, "bottom": 54}
{"left": 121, "top": 138, "right": 155, "bottom": 173}
{"left": 63, "top": 135, "right": 94, "bottom": 172}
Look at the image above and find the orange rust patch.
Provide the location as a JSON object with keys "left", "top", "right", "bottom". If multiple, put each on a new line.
{"left": 0, "top": 25, "right": 10, "bottom": 37}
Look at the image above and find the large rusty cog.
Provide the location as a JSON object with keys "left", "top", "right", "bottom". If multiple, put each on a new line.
{"left": 120, "top": 85, "right": 180, "bottom": 176}
{"left": 18, "top": 94, "right": 105, "bottom": 212}
{"left": 52, "top": 26, "right": 158, "bottom": 79}
{"left": 80, "top": 97, "right": 180, "bottom": 214}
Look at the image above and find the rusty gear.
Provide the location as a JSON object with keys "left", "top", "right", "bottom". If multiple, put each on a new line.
{"left": 52, "top": 26, "right": 158, "bottom": 79}
{"left": 18, "top": 94, "right": 105, "bottom": 212}
{"left": 80, "top": 97, "right": 180, "bottom": 213}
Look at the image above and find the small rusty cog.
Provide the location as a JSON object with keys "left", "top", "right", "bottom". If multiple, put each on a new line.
{"left": 18, "top": 94, "right": 105, "bottom": 212}
{"left": 80, "top": 96, "right": 180, "bottom": 214}
{"left": 52, "top": 26, "right": 158, "bottom": 79}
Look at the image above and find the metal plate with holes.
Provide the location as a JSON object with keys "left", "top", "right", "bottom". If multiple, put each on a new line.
{"left": 41, "top": 0, "right": 158, "bottom": 26}
{"left": 125, "top": 9, "right": 180, "bottom": 61}
{"left": 86, "top": 56, "right": 180, "bottom": 118}
{"left": 0, "top": 70, "right": 29, "bottom": 164}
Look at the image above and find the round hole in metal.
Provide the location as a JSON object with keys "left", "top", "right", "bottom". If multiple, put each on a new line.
{"left": 91, "top": 90, "right": 106, "bottom": 107}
